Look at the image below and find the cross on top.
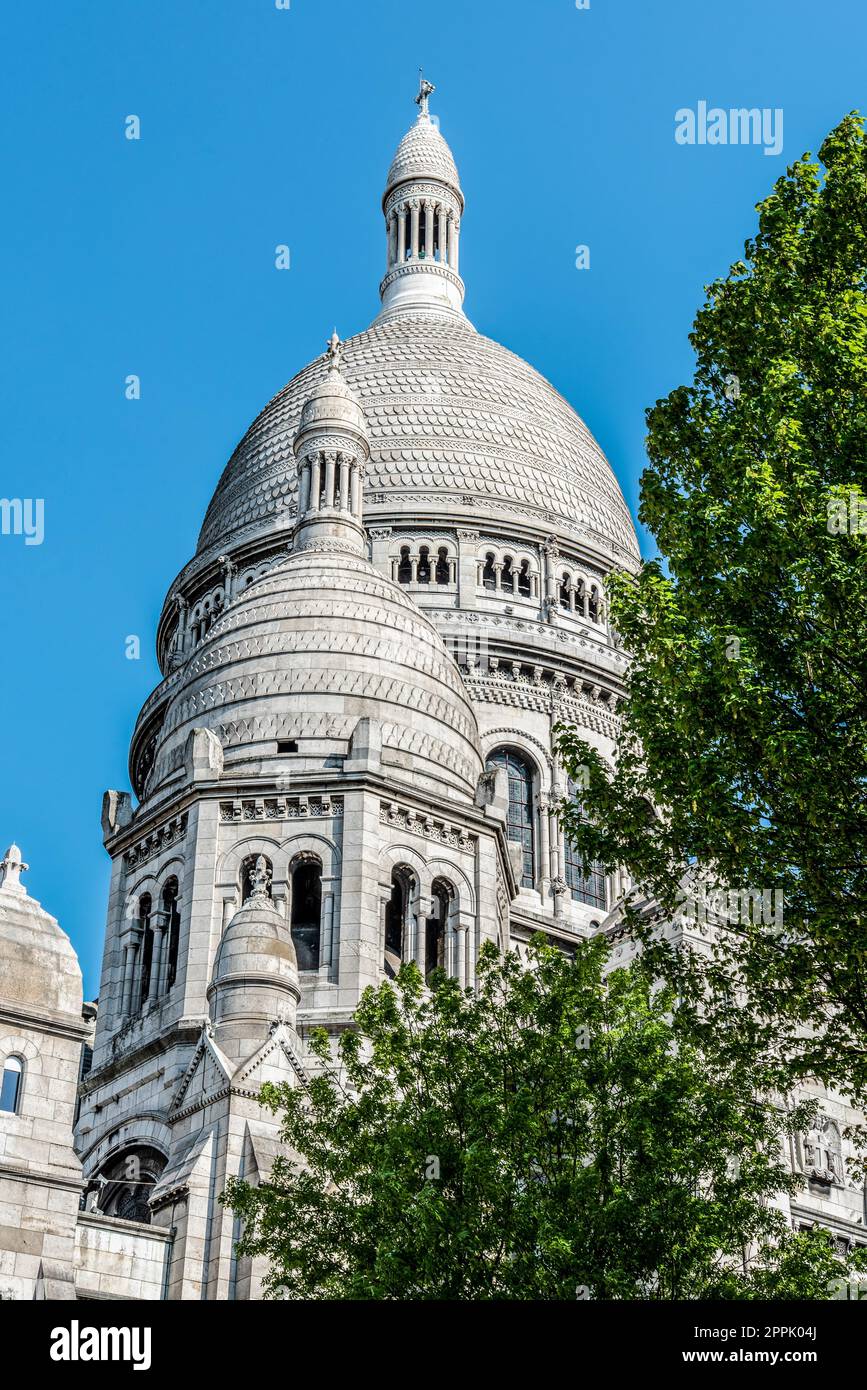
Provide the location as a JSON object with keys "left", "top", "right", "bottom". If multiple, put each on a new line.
{"left": 416, "top": 73, "right": 435, "bottom": 118}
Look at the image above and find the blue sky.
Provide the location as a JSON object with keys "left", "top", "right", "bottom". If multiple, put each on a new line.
{"left": 1, "top": 0, "right": 864, "bottom": 995}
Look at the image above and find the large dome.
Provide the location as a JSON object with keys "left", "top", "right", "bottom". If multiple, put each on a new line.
{"left": 196, "top": 313, "right": 640, "bottom": 566}
{"left": 148, "top": 541, "right": 483, "bottom": 803}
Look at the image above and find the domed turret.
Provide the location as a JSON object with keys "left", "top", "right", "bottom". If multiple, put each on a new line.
{"left": 208, "top": 855, "right": 300, "bottom": 1052}
{"left": 0, "top": 844, "right": 82, "bottom": 1019}
{"left": 293, "top": 330, "right": 369, "bottom": 553}
{"left": 378, "top": 76, "right": 466, "bottom": 321}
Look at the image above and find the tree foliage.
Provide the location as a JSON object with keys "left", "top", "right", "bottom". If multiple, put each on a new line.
{"left": 558, "top": 113, "right": 867, "bottom": 1095}
{"left": 223, "top": 940, "right": 859, "bottom": 1300}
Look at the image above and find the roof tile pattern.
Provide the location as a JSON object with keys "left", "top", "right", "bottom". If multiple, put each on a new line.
{"left": 385, "top": 116, "right": 461, "bottom": 195}
{"left": 197, "top": 315, "right": 639, "bottom": 563}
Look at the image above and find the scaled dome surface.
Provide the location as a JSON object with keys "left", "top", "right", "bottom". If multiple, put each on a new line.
{"left": 197, "top": 316, "right": 639, "bottom": 566}
{"left": 150, "top": 542, "right": 482, "bottom": 802}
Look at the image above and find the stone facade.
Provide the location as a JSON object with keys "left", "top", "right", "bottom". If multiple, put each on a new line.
{"left": 1, "top": 81, "right": 864, "bottom": 1300}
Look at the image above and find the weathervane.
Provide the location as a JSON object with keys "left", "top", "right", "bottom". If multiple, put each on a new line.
{"left": 416, "top": 71, "right": 435, "bottom": 118}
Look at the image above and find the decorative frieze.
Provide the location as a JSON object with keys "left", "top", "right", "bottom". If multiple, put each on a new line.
{"left": 123, "top": 814, "right": 188, "bottom": 871}
{"left": 219, "top": 796, "right": 343, "bottom": 823}
{"left": 379, "top": 801, "right": 474, "bottom": 850}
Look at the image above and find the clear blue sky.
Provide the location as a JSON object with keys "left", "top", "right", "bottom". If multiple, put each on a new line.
{"left": 1, "top": 0, "right": 863, "bottom": 996}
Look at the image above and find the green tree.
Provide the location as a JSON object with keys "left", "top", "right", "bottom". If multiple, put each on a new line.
{"left": 558, "top": 113, "right": 867, "bottom": 1096}
{"left": 222, "top": 939, "right": 858, "bottom": 1300}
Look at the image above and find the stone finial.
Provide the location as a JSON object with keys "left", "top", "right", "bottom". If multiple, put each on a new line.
{"left": 415, "top": 72, "right": 435, "bottom": 118}
{"left": 248, "top": 855, "right": 272, "bottom": 901}
{"left": 0, "top": 843, "right": 28, "bottom": 895}
{"left": 326, "top": 329, "right": 342, "bottom": 374}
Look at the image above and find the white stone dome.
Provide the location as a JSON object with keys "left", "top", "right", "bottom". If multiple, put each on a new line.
{"left": 385, "top": 113, "right": 462, "bottom": 201}
{"left": 0, "top": 846, "right": 82, "bottom": 1019}
{"left": 197, "top": 314, "right": 639, "bottom": 566}
{"left": 148, "top": 541, "right": 483, "bottom": 802}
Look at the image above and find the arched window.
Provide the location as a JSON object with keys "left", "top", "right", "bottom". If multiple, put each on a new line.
{"left": 502, "top": 557, "right": 515, "bottom": 593}
{"left": 0, "top": 1056, "right": 23, "bottom": 1114}
{"left": 291, "top": 858, "right": 322, "bottom": 971}
{"left": 486, "top": 749, "right": 536, "bottom": 888}
{"left": 417, "top": 546, "right": 431, "bottom": 583}
{"left": 426, "top": 879, "right": 452, "bottom": 980}
{"left": 517, "top": 560, "right": 531, "bottom": 597}
{"left": 482, "top": 553, "right": 497, "bottom": 590}
{"left": 559, "top": 572, "right": 571, "bottom": 609}
{"left": 240, "top": 855, "right": 273, "bottom": 904}
{"left": 384, "top": 868, "right": 414, "bottom": 978}
{"left": 138, "top": 894, "right": 153, "bottom": 1007}
{"left": 564, "top": 781, "right": 607, "bottom": 909}
{"left": 93, "top": 1145, "right": 167, "bottom": 1226}
{"left": 435, "top": 547, "right": 450, "bottom": 585}
{"left": 397, "top": 546, "right": 412, "bottom": 584}
{"left": 575, "top": 578, "right": 586, "bottom": 618}
{"left": 162, "top": 878, "right": 181, "bottom": 992}
{"left": 588, "top": 585, "right": 600, "bottom": 623}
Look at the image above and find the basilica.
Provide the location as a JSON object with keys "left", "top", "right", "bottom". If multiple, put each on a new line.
{"left": 1, "top": 82, "right": 864, "bottom": 1300}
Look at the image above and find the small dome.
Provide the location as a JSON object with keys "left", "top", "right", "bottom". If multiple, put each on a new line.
{"left": 295, "top": 340, "right": 368, "bottom": 449}
{"left": 212, "top": 897, "right": 299, "bottom": 987}
{"left": 0, "top": 845, "right": 82, "bottom": 1019}
{"left": 385, "top": 113, "right": 462, "bottom": 203}
{"left": 144, "top": 543, "right": 482, "bottom": 802}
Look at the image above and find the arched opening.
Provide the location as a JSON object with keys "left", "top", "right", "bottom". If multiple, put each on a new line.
{"left": 426, "top": 879, "right": 453, "bottom": 981}
{"left": 564, "top": 781, "right": 608, "bottom": 909}
{"left": 482, "top": 553, "right": 497, "bottom": 590}
{"left": 559, "top": 572, "right": 571, "bottom": 609}
{"left": 575, "top": 578, "right": 586, "bottom": 618}
{"left": 417, "top": 546, "right": 431, "bottom": 583}
{"left": 290, "top": 857, "right": 322, "bottom": 971}
{"left": 0, "top": 1056, "right": 23, "bottom": 1114}
{"left": 91, "top": 1145, "right": 167, "bottom": 1226}
{"left": 486, "top": 748, "right": 536, "bottom": 888}
{"left": 397, "top": 546, "right": 412, "bottom": 584}
{"left": 517, "top": 560, "right": 531, "bottom": 597}
{"left": 502, "top": 557, "right": 515, "bottom": 593}
{"left": 435, "top": 547, "right": 450, "bottom": 585}
{"left": 138, "top": 893, "right": 153, "bottom": 1007}
{"left": 384, "top": 868, "right": 414, "bottom": 978}
{"left": 588, "top": 585, "right": 600, "bottom": 623}
{"left": 162, "top": 877, "right": 181, "bottom": 992}
{"left": 240, "top": 855, "right": 273, "bottom": 904}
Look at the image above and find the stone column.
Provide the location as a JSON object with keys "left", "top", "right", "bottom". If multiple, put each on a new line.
{"left": 323, "top": 452, "right": 336, "bottom": 509}
{"left": 438, "top": 204, "right": 448, "bottom": 263}
{"left": 309, "top": 454, "right": 321, "bottom": 513}
{"left": 409, "top": 200, "right": 420, "bottom": 260}
{"left": 120, "top": 939, "right": 139, "bottom": 1019}
{"left": 338, "top": 454, "right": 350, "bottom": 512}
{"left": 174, "top": 596, "right": 188, "bottom": 659}
{"left": 450, "top": 216, "right": 460, "bottom": 274}
{"left": 147, "top": 914, "right": 167, "bottom": 1004}
{"left": 387, "top": 212, "right": 396, "bottom": 268}
{"left": 350, "top": 461, "right": 363, "bottom": 517}
{"left": 397, "top": 205, "right": 407, "bottom": 262}
{"left": 424, "top": 200, "right": 434, "bottom": 259}
{"left": 297, "top": 457, "right": 311, "bottom": 515}
{"left": 537, "top": 794, "right": 551, "bottom": 899}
